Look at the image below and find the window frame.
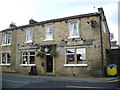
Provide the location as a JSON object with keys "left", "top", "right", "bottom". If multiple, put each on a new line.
{"left": 68, "top": 20, "right": 80, "bottom": 38}
{"left": 2, "top": 32, "right": 6, "bottom": 45}
{"left": 66, "top": 48, "right": 75, "bottom": 62}
{"left": 64, "top": 48, "right": 87, "bottom": 66}
{"left": 0, "top": 51, "right": 11, "bottom": 66}
{"left": 101, "top": 21, "right": 106, "bottom": 33}
{"left": 44, "top": 25, "right": 53, "bottom": 41}
{"left": 7, "top": 32, "right": 12, "bottom": 44}
{"left": 20, "top": 51, "right": 36, "bottom": 66}
{"left": 25, "top": 28, "right": 33, "bottom": 43}
{"left": 1, "top": 32, "right": 12, "bottom": 46}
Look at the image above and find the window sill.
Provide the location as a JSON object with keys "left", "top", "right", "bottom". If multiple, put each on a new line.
{"left": 0, "top": 64, "right": 11, "bottom": 66}
{"left": 43, "top": 39, "right": 53, "bottom": 41}
{"left": 20, "top": 64, "right": 36, "bottom": 66}
{"left": 68, "top": 36, "right": 80, "bottom": 39}
{"left": 64, "top": 64, "right": 88, "bottom": 67}
{"left": 1, "top": 44, "right": 11, "bottom": 46}
{"left": 24, "top": 41, "right": 33, "bottom": 43}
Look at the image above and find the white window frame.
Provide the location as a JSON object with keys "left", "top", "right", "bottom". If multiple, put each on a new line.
{"left": 64, "top": 48, "right": 87, "bottom": 67}
{"left": 7, "top": 33, "right": 12, "bottom": 44}
{"left": 25, "top": 28, "right": 33, "bottom": 43}
{"left": 68, "top": 21, "right": 80, "bottom": 38}
{"left": 66, "top": 48, "right": 75, "bottom": 62}
{"left": 101, "top": 21, "right": 106, "bottom": 33}
{"left": 64, "top": 64, "right": 87, "bottom": 66}
{"left": 20, "top": 51, "right": 36, "bottom": 66}
{"left": 0, "top": 51, "right": 11, "bottom": 66}
{"left": 44, "top": 25, "right": 53, "bottom": 41}
{"left": 1, "top": 32, "right": 12, "bottom": 46}
{"left": 2, "top": 32, "right": 6, "bottom": 45}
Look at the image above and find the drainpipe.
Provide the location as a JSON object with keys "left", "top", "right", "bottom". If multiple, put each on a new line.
{"left": 99, "top": 15, "right": 104, "bottom": 77}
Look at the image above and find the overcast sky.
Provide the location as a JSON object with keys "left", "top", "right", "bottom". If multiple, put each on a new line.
{"left": 0, "top": 0, "right": 119, "bottom": 43}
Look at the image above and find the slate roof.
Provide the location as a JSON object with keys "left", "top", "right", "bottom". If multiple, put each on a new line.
{"left": 0, "top": 12, "right": 100, "bottom": 32}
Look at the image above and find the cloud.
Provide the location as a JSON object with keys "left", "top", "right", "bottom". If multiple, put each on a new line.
{"left": 0, "top": 0, "right": 38, "bottom": 29}
{"left": 0, "top": 0, "right": 119, "bottom": 43}
{"left": 101, "top": 3, "right": 118, "bottom": 41}
{"left": 109, "top": 23, "right": 118, "bottom": 41}
{"left": 101, "top": 2, "right": 118, "bottom": 24}
{"left": 64, "top": 2, "right": 118, "bottom": 41}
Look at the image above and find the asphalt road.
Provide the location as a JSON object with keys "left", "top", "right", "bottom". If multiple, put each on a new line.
{"left": 2, "top": 72, "right": 120, "bottom": 89}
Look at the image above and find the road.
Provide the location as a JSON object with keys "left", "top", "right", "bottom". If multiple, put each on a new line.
{"left": 2, "top": 72, "right": 120, "bottom": 89}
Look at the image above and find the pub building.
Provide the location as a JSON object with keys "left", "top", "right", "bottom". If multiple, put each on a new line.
{"left": 0, "top": 7, "right": 110, "bottom": 77}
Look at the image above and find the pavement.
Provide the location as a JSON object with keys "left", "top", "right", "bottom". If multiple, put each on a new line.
{"left": 31, "top": 75, "right": 120, "bottom": 83}
{"left": 3, "top": 72, "right": 119, "bottom": 83}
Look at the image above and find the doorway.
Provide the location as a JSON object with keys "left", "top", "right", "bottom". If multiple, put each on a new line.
{"left": 46, "top": 55, "right": 53, "bottom": 73}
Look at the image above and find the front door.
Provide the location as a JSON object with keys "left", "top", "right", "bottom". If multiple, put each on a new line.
{"left": 46, "top": 55, "right": 53, "bottom": 73}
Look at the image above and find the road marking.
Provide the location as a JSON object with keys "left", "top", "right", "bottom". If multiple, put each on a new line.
{"left": 66, "top": 86, "right": 113, "bottom": 89}
{"left": 107, "top": 79, "right": 120, "bottom": 82}
{"left": 3, "top": 80, "right": 29, "bottom": 84}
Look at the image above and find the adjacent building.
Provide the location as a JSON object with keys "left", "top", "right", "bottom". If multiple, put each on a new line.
{"left": 111, "top": 40, "right": 119, "bottom": 49}
{"left": 0, "top": 8, "right": 110, "bottom": 77}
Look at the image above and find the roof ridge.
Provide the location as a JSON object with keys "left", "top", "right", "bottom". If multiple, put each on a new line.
{"left": 0, "top": 12, "right": 100, "bottom": 32}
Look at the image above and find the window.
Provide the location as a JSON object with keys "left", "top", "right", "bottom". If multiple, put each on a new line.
{"left": 66, "top": 49, "right": 75, "bottom": 62}
{"left": 45, "top": 25, "right": 53, "bottom": 40}
{"left": 26, "top": 28, "right": 33, "bottom": 42}
{"left": 30, "top": 52, "right": 35, "bottom": 64}
{"left": 22, "top": 52, "right": 28, "bottom": 64}
{"left": 0, "top": 52, "right": 11, "bottom": 65}
{"left": 2, "top": 32, "right": 12, "bottom": 45}
{"left": 101, "top": 22, "right": 106, "bottom": 32}
{"left": 2, "top": 33, "right": 6, "bottom": 45}
{"left": 7, "top": 33, "right": 12, "bottom": 44}
{"left": 69, "top": 21, "right": 79, "bottom": 38}
{"left": 76, "top": 48, "right": 86, "bottom": 61}
{"left": 21, "top": 51, "right": 35, "bottom": 66}
{"left": 65, "top": 48, "right": 86, "bottom": 66}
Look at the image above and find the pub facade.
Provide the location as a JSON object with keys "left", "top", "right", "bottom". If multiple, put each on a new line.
{"left": 0, "top": 8, "right": 110, "bottom": 77}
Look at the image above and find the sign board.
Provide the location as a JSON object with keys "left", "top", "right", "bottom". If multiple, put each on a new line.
{"left": 58, "top": 40, "right": 92, "bottom": 47}
{"left": 18, "top": 44, "right": 38, "bottom": 50}
{"left": 67, "top": 40, "right": 83, "bottom": 46}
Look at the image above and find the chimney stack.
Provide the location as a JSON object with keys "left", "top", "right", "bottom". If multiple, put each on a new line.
{"left": 29, "top": 19, "right": 38, "bottom": 24}
{"left": 9, "top": 22, "right": 17, "bottom": 28}
{"left": 98, "top": 7, "right": 106, "bottom": 21}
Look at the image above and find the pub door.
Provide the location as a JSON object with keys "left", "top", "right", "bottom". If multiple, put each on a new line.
{"left": 46, "top": 55, "right": 53, "bottom": 73}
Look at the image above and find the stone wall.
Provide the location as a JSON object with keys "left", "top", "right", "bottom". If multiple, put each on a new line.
{"left": 0, "top": 14, "right": 110, "bottom": 77}
{"left": 0, "top": 30, "right": 17, "bottom": 72}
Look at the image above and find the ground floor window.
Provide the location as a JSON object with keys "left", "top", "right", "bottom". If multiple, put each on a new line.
{"left": 65, "top": 48, "right": 86, "bottom": 65}
{"left": 21, "top": 51, "right": 35, "bottom": 66}
{"left": 0, "top": 52, "right": 11, "bottom": 65}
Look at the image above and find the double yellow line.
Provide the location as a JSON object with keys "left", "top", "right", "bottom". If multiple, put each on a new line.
{"left": 107, "top": 79, "right": 120, "bottom": 82}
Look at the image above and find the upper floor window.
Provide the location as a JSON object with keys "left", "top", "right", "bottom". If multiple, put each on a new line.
{"left": 0, "top": 52, "right": 11, "bottom": 65}
{"left": 69, "top": 21, "right": 79, "bottom": 38}
{"left": 45, "top": 25, "right": 53, "bottom": 40}
{"left": 2, "top": 32, "right": 12, "bottom": 45}
{"left": 26, "top": 28, "right": 33, "bottom": 43}
{"left": 101, "top": 22, "right": 106, "bottom": 32}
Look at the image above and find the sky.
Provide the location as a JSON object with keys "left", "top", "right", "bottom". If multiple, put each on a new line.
{"left": 0, "top": 0, "right": 119, "bottom": 44}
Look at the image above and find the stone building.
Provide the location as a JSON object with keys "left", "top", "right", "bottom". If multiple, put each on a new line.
{"left": 0, "top": 8, "right": 110, "bottom": 77}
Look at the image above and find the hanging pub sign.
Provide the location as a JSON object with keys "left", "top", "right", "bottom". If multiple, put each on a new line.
{"left": 58, "top": 40, "right": 92, "bottom": 47}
